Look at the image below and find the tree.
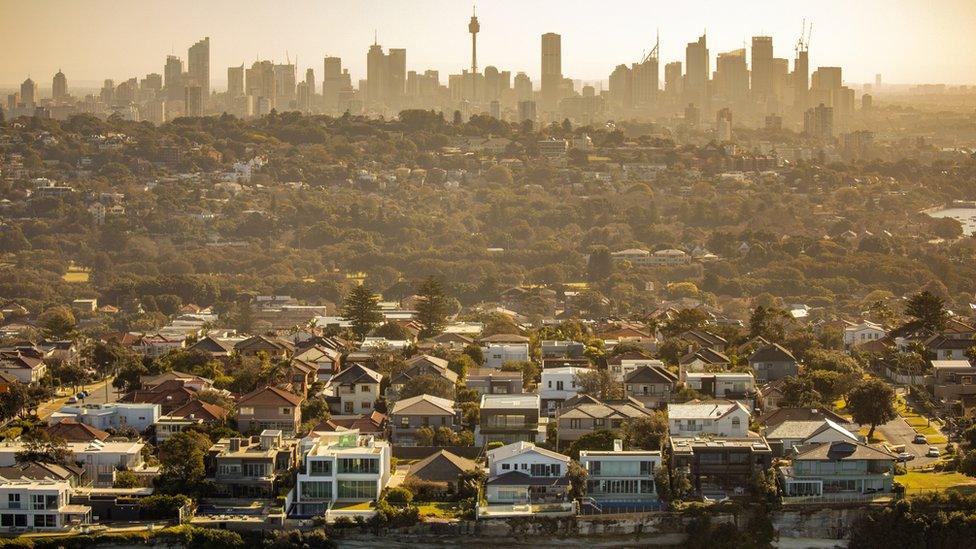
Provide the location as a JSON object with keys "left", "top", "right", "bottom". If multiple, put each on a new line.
{"left": 341, "top": 284, "right": 383, "bottom": 341}
{"left": 662, "top": 309, "right": 709, "bottom": 337}
{"left": 586, "top": 246, "right": 613, "bottom": 282}
{"left": 462, "top": 344, "right": 484, "bottom": 365}
{"left": 847, "top": 379, "right": 897, "bottom": 440}
{"left": 568, "top": 430, "right": 619, "bottom": 459}
{"left": 749, "top": 306, "right": 791, "bottom": 342}
{"left": 567, "top": 460, "right": 588, "bottom": 499}
{"left": 157, "top": 431, "right": 212, "bottom": 495}
{"left": 779, "top": 376, "right": 824, "bottom": 408}
{"left": 398, "top": 374, "right": 455, "bottom": 401}
{"left": 447, "top": 354, "right": 475, "bottom": 380}
{"left": 654, "top": 465, "right": 673, "bottom": 502}
{"left": 415, "top": 426, "right": 435, "bottom": 446}
{"left": 373, "top": 321, "right": 409, "bottom": 340}
{"left": 301, "top": 396, "right": 331, "bottom": 423}
{"left": 113, "top": 470, "right": 140, "bottom": 488}
{"left": 575, "top": 368, "right": 623, "bottom": 401}
{"left": 904, "top": 290, "right": 948, "bottom": 334}
{"left": 622, "top": 412, "right": 669, "bottom": 450}
{"left": 500, "top": 360, "right": 541, "bottom": 391}
{"left": 38, "top": 306, "right": 76, "bottom": 339}
{"left": 485, "top": 164, "right": 513, "bottom": 185}
{"left": 415, "top": 276, "right": 450, "bottom": 339}
{"left": 15, "top": 433, "right": 72, "bottom": 466}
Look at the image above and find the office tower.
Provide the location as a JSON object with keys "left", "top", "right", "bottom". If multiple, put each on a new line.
{"left": 609, "top": 64, "right": 633, "bottom": 110}
{"left": 187, "top": 37, "right": 210, "bottom": 107}
{"left": 665, "top": 61, "right": 683, "bottom": 98}
{"left": 247, "top": 60, "right": 276, "bottom": 106}
{"left": 861, "top": 93, "right": 873, "bottom": 111}
{"left": 514, "top": 72, "right": 533, "bottom": 102}
{"left": 146, "top": 100, "right": 166, "bottom": 124}
{"left": 52, "top": 70, "right": 67, "bottom": 102}
{"left": 366, "top": 40, "right": 387, "bottom": 106}
{"left": 875, "top": 74, "right": 882, "bottom": 90}
{"left": 764, "top": 113, "right": 783, "bottom": 130}
{"left": 684, "top": 34, "right": 709, "bottom": 105}
{"left": 714, "top": 49, "right": 748, "bottom": 107}
{"left": 540, "top": 33, "right": 562, "bottom": 110}
{"left": 164, "top": 55, "right": 184, "bottom": 101}
{"left": 185, "top": 85, "right": 204, "bottom": 116}
{"left": 100, "top": 79, "right": 114, "bottom": 104}
{"left": 116, "top": 79, "right": 138, "bottom": 103}
{"left": 387, "top": 48, "right": 406, "bottom": 101}
{"left": 804, "top": 103, "right": 833, "bottom": 140}
{"left": 518, "top": 100, "right": 537, "bottom": 124}
{"left": 305, "top": 68, "right": 316, "bottom": 97}
{"left": 274, "top": 63, "right": 297, "bottom": 105}
{"left": 228, "top": 65, "right": 244, "bottom": 97}
{"left": 7, "top": 93, "right": 19, "bottom": 112}
{"left": 811, "top": 67, "right": 842, "bottom": 91}
{"left": 323, "top": 57, "right": 350, "bottom": 111}
{"left": 684, "top": 103, "right": 700, "bottom": 127}
{"left": 772, "top": 58, "right": 789, "bottom": 104}
{"left": 793, "top": 47, "right": 809, "bottom": 113}
{"left": 141, "top": 73, "right": 162, "bottom": 94}
{"left": 484, "top": 66, "right": 500, "bottom": 101}
{"left": 633, "top": 42, "right": 659, "bottom": 110}
{"left": 469, "top": 8, "right": 480, "bottom": 74}
{"left": 716, "top": 108, "right": 733, "bottom": 141}
{"left": 20, "top": 78, "right": 37, "bottom": 107}
{"left": 297, "top": 81, "right": 310, "bottom": 112}
{"left": 489, "top": 100, "right": 500, "bottom": 119}
{"left": 751, "top": 36, "right": 774, "bottom": 98}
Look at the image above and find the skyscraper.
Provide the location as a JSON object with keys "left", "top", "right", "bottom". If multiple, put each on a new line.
{"left": 514, "top": 72, "right": 533, "bottom": 102}
{"left": 540, "top": 32, "right": 562, "bottom": 111}
{"left": 714, "top": 49, "right": 748, "bottom": 107}
{"left": 305, "top": 68, "right": 316, "bottom": 97}
{"left": 323, "top": 56, "right": 349, "bottom": 112}
{"left": 684, "top": 34, "right": 708, "bottom": 106}
{"left": 228, "top": 65, "right": 244, "bottom": 97}
{"left": 52, "top": 70, "right": 67, "bottom": 102}
{"left": 187, "top": 37, "right": 210, "bottom": 107}
{"left": 366, "top": 40, "right": 387, "bottom": 107}
{"left": 804, "top": 103, "right": 833, "bottom": 140}
{"left": 387, "top": 48, "right": 406, "bottom": 101}
{"left": 793, "top": 46, "right": 809, "bottom": 113}
{"left": 164, "top": 55, "right": 184, "bottom": 101}
{"left": 609, "top": 64, "right": 633, "bottom": 110}
{"left": 751, "top": 36, "right": 774, "bottom": 98}
{"left": 665, "top": 61, "right": 683, "bottom": 98}
{"left": 20, "top": 78, "right": 37, "bottom": 107}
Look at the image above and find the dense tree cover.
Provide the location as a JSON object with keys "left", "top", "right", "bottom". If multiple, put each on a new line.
{"left": 850, "top": 493, "right": 976, "bottom": 548}
{"left": 0, "top": 113, "right": 975, "bottom": 333}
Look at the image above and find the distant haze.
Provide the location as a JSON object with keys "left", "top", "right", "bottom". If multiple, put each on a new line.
{"left": 2, "top": 0, "right": 975, "bottom": 89}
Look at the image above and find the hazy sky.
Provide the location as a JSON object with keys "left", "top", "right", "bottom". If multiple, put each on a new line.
{"left": 2, "top": 0, "right": 975, "bottom": 90}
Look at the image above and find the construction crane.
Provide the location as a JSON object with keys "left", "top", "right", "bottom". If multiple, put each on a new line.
{"left": 641, "top": 30, "right": 660, "bottom": 64}
{"left": 795, "top": 19, "right": 812, "bottom": 56}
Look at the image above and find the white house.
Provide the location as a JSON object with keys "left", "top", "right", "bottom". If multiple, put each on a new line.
{"left": 49, "top": 403, "right": 161, "bottom": 433}
{"left": 610, "top": 357, "right": 665, "bottom": 382}
{"left": 0, "top": 440, "right": 146, "bottom": 487}
{"left": 324, "top": 364, "right": 382, "bottom": 416}
{"left": 0, "top": 479, "right": 90, "bottom": 531}
{"left": 485, "top": 442, "right": 570, "bottom": 504}
{"left": 667, "top": 401, "right": 751, "bottom": 438}
{"left": 484, "top": 343, "right": 530, "bottom": 369}
{"left": 291, "top": 430, "right": 391, "bottom": 516}
{"left": 579, "top": 440, "right": 661, "bottom": 502}
{"left": 540, "top": 367, "right": 586, "bottom": 416}
{"left": 844, "top": 321, "right": 886, "bottom": 347}
{"left": 683, "top": 372, "right": 755, "bottom": 400}
{"left": 764, "top": 418, "right": 860, "bottom": 453}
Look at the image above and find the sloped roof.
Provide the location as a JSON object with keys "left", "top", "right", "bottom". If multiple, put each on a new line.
{"left": 330, "top": 363, "right": 383, "bottom": 385}
{"left": 679, "top": 348, "right": 730, "bottom": 365}
{"left": 168, "top": 399, "right": 230, "bottom": 422}
{"left": 239, "top": 385, "right": 303, "bottom": 407}
{"left": 748, "top": 343, "right": 797, "bottom": 364}
{"left": 45, "top": 419, "right": 110, "bottom": 442}
{"left": 667, "top": 400, "right": 749, "bottom": 420}
{"left": 408, "top": 450, "right": 479, "bottom": 482}
{"left": 390, "top": 394, "right": 455, "bottom": 416}
{"left": 487, "top": 441, "right": 569, "bottom": 464}
{"left": 792, "top": 440, "right": 895, "bottom": 461}
{"left": 758, "top": 407, "right": 850, "bottom": 429}
{"left": 624, "top": 365, "right": 678, "bottom": 384}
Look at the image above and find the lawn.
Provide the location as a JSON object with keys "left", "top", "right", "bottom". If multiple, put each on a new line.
{"left": 896, "top": 396, "right": 949, "bottom": 444}
{"left": 857, "top": 426, "right": 887, "bottom": 444}
{"left": 62, "top": 270, "right": 90, "bottom": 282}
{"left": 898, "top": 471, "right": 976, "bottom": 495}
{"left": 416, "top": 502, "right": 461, "bottom": 519}
{"left": 331, "top": 501, "right": 373, "bottom": 511}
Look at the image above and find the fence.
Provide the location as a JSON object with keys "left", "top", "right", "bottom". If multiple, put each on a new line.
{"left": 782, "top": 493, "right": 893, "bottom": 505}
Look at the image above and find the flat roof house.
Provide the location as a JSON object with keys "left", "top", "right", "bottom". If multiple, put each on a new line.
{"left": 207, "top": 430, "right": 297, "bottom": 499}
{"left": 476, "top": 394, "right": 546, "bottom": 446}
{"left": 579, "top": 439, "right": 661, "bottom": 504}
{"left": 291, "top": 430, "right": 391, "bottom": 517}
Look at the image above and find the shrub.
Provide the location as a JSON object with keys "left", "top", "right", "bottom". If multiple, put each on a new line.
{"left": 384, "top": 486, "right": 414, "bottom": 505}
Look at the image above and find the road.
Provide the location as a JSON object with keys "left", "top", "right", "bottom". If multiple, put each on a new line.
{"left": 37, "top": 377, "right": 118, "bottom": 420}
{"left": 876, "top": 416, "right": 940, "bottom": 467}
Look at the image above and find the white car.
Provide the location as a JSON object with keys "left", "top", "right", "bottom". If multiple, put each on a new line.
{"left": 926, "top": 447, "right": 941, "bottom": 458}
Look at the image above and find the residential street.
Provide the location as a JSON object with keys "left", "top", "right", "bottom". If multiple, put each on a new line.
{"left": 876, "top": 416, "right": 940, "bottom": 467}
{"left": 36, "top": 377, "right": 118, "bottom": 420}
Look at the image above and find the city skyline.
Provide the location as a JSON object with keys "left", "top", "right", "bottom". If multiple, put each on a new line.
{"left": 2, "top": 0, "right": 976, "bottom": 89}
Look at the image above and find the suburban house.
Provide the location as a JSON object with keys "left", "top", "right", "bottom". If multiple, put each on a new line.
{"left": 43, "top": 419, "right": 109, "bottom": 443}
{"left": 325, "top": 363, "right": 382, "bottom": 415}
{"left": 314, "top": 412, "right": 388, "bottom": 438}
{"left": 843, "top": 321, "right": 886, "bottom": 348}
{"left": 925, "top": 335, "right": 976, "bottom": 361}
{"left": 49, "top": 403, "right": 160, "bottom": 433}
{"left": 234, "top": 335, "right": 294, "bottom": 359}
{"left": 387, "top": 355, "right": 458, "bottom": 400}
{"left": 748, "top": 344, "right": 800, "bottom": 383}
{"left": 779, "top": 440, "right": 896, "bottom": 498}
{"left": 476, "top": 394, "right": 546, "bottom": 446}
{"left": 388, "top": 394, "right": 457, "bottom": 445}
{"left": 608, "top": 352, "right": 666, "bottom": 382}
{"left": 0, "top": 351, "right": 46, "bottom": 385}
{"left": 0, "top": 441, "right": 146, "bottom": 487}
{"left": 293, "top": 344, "right": 341, "bottom": 383}
{"left": 579, "top": 440, "right": 661, "bottom": 503}
{"left": 669, "top": 435, "right": 773, "bottom": 496}
{"left": 0, "top": 479, "right": 90, "bottom": 531}
{"left": 680, "top": 330, "right": 728, "bottom": 352}
{"left": 139, "top": 371, "right": 213, "bottom": 393}
{"left": 683, "top": 372, "right": 756, "bottom": 402}
{"left": 465, "top": 368, "right": 523, "bottom": 395}
{"left": 678, "top": 348, "right": 730, "bottom": 380}
{"left": 624, "top": 365, "right": 678, "bottom": 407}
{"left": 485, "top": 442, "right": 570, "bottom": 504}
{"left": 540, "top": 340, "right": 585, "bottom": 359}
{"left": 185, "top": 335, "right": 241, "bottom": 357}
{"left": 483, "top": 342, "right": 531, "bottom": 369}
{"left": 291, "top": 430, "right": 391, "bottom": 516}
{"left": 555, "top": 395, "right": 653, "bottom": 445}
{"left": 207, "top": 430, "right": 298, "bottom": 498}
{"left": 667, "top": 401, "right": 751, "bottom": 438}
{"left": 120, "top": 379, "right": 198, "bottom": 413}
{"left": 929, "top": 360, "right": 976, "bottom": 402}
{"left": 406, "top": 450, "right": 479, "bottom": 493}
{"left": 764, "top": 418, "right": 860, "bottom": 456}
{"left": 539, "top": 366, "right": 586, "bottom": 416}
{"left": 236, "top": 386, "right": 304, "bottom": 435}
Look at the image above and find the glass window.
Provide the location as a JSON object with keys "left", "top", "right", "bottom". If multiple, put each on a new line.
{"left": 337, "top": 480, "right": 377, "bottom": 499}
{"left": 309, "top": 460, "right": 332, "bottom": 476}
{"left": 301, "top": 481, "right": 332, "bottom": 500}
{"left": 338, "top": 458, "right": 379, "bottom": 474}
{"left": 239, "top": 407, "right": 254, "bottom": 416}
{"left": 399, "top": 416, "right": 409, "bottom": 428}
{"left": 7, "top": 494, "right": 20, "bottom": 509}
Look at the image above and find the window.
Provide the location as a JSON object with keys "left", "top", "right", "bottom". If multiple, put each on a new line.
{"left": 361, "top": 401, "right": 372, "bottom": 410}
{"left": 244, "top": 463, "right": 268, "bottom": 477}
{"left": 337, "top": 480, "right": 376, "bottom": 499}
{"left": 440, "top": 416, "right": 448, "bottom": 426}
{"left": 338, "top": 458, "right": 379, "bottom": 474}
{"left": 569, "top": 419, "right": 581, "bottom": 429}
{"left": 502, "top": 463, "right": 510, "bottom": 470}
{"left": 343, "top": 402, "right": 354, "bottom": 413}
{"left": 589, "top": 461, "right": 601, "bottom": 475}
{"left": 422, "top": 416, "right": 430, "bottom": 426}
{"left": 360, "top": 385, "right": 370, "bottom": 393}
{"left": 300, "top": 481, "right": 332, "bottom": 500}
{"left": 309, "top": 460, "right": 332, "bottom": 476}
{"left": 7, "top": 494, "right": 20, "bottom": 509}
{"left": 594, "top": 418, "right": 605, "bottom": 427}
{"left": 731, "top": 417, "right": 741, "bottom": 430}
{"left": 640, "top": 461, "right": 654, "bottom": 475}
{"left": 30, "top": 495, "right": 56, "bottom": 510}
{"left": 530, "top": 463, "right": 560, "bottom": 477}
{"left": 399, "top": 416, "right": 410, "bottom": 428}
{"left": 34, "top": 514, "right": 57, "bottom": 528}
{"left": 239, "top": 407, "right": 254, "bottom": 416}
{"left": 556, "top": 381, "right": 564, "bottom": 391}
{"left": 280, "top": 407, "right": 292, "bottom": 415}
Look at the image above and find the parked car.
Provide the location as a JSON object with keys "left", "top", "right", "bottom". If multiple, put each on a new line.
{"left": 897, "top": 452, "right": 916, "bottom": 462}
{"left": 927, "top": 447, "right": 941, "bottom": 458}
{"left": 66, "top": 396, "right": 78, "bottom": 404}
{"left": 913, "top": 434, "right": 927, "bottom": 444}
{"left": 76, "top": 392, "right": 85, "bottom": 400}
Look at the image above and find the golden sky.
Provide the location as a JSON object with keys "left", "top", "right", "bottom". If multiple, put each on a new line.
{"left": 2, "top": 0, "right": 974, "bottom": 89}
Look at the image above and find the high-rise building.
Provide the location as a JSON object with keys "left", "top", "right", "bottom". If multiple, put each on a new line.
{"left": 366, "top": 40, "right": 387, "bottom": 107}
{"left": 632, "top": 51, "right": 659, "bottom": 109}
{"left": 665, "top": 61, "right": 683, "bottom": 98}
{"left": 305, "top": 68, "right": 316, "bottom": 98}
{"left": 540, "top": 33, "right": 562, "bottom": 111}
{"left": 514, "top": 72, "right": 533, "bottom": 102}
{"left": 684, "top": 34, "right": 709, "bottom": 106}
{"left": 228, "top": 65, "right": 244, "bottom": 98}
{"left": 100, "top": 79, "right": 114, "bottom": 104}
{"left": 185, "top": 85, "right": 204, "bottom": 116}
{"left": 141, "top": 73, "right": 162, "bottom": 94}
{"left": 246, "top": 60, "right": 276, "bottom": 106}
{"left": 164, "top": 55, "right": 184, "bottom": 101}
{"left": 609, "top": 64, "right": 633, "bottom": 110}
{"left": 274, "top": 63, "right": 297, "bottom": 105}
{"left": 716, "top": 107, "right": 733, "bottom": 141}
{"left": 387, "top": 48, "right": 406, "bottom": 101}
{"left": 187, "top": 37, "right": 210, "bottom": 108}
{"left": 714, "top": 49, "right": 748, "bottom": 107}
{"left": 323, "top": 56, "right": 351, "bottom": 112}
{"left": 52, "top": 70, "right": 67, "bottom": 102}
{"left": 20, "top": 78, "right": 37, "bottom": 107}
{"left": 803, "top": 103, "right": 833, "bottom": 140}
{"left": 793, "top": 47, "right": 809, "bottom": 113}
{"left": 875, "top": 73, "right": 882, "bottom": 90}
{"left": 751, "top": 36, "right": 774, "bottom": 98}
{"left": 771, "top": 58, "right": 789, "bottom": 105}
{"left": 518, "top": 100, "right": 537, "bottom": 124}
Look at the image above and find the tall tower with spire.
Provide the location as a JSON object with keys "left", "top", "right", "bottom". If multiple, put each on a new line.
{"left": 468, "top": 6, "right": 480, "bottom": 74}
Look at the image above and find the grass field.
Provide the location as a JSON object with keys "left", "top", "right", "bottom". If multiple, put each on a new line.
{"left": 416, "top": 502, "right": 461, "bottom": 518}
{"left": 331, "top": 501, "right": 373, "bottom": 510}
{"left": 896, "top": 396, "right": 949, "bottom": 444}
{"left": 62, "top": 270, "right": 90, "bottom": 282}
{"left": 898, "top": 471, "right": 976, "bottom": 495}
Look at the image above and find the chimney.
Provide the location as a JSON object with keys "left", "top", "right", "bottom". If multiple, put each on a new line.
{"left": 613, "top": 439, "right": 623, "bottom": 452}
{"left": 229, "top": 438, "right": 241, "bottom": 452}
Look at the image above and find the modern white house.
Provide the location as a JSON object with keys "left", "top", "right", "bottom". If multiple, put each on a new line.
{"left": 49, "top": 403, "right": 161, "bottom": 433}
{"left": 667, "top": 401, "right": 751, "bottom": 438}
{"left": 843, "top": 321, "right": 886, "bottom": 347}
{"left": 609, "top": 357, "right": 666, "bottom": 382}
{"left": 579, "top": 440, "right": 662, "bottom": 503}
{"left": 485, "top": 442, "right": 570, "bottom": 504}
{"left": 683, "top": 372, "right": 756, "bottom": 400}
{"left": 325, "top": 364, "right": 382, "bottom": 416}
{"left": 0, "top": 479, "right": 90, "bottom": 532}
{"left": 0, "top": 440, "right": 147, "bottom": 487}
{"left": 540, "top": 366, "right": 586, "bottom": 416}
{"left": 484, "top": 343, "right": 530, "bottom": 369}
{"left": 291, "top": 430, "right": 391, "bottom": 517}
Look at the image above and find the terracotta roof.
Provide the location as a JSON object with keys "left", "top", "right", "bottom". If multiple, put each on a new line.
{"left": 168, "top": 399, "right": 230, "bottom": 422}
{"left": 45, "top": 419, "right": 110, "bottom": 442}
{"left": 239, "top": 385, "right": 304, "bottom": 407}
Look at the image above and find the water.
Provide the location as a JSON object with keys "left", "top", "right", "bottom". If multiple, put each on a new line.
{"left": 926, "top": 207, "right": 976, "bottom": 236}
